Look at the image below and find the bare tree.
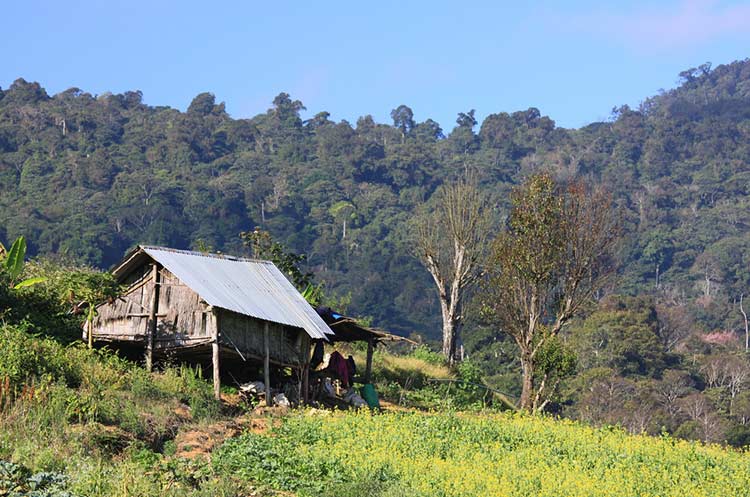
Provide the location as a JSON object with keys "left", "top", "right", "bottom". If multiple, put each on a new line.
{"left": 655, "top": 303, "right": 693, "bottom": 352}
{"left": 699, "top": 354, "right": 750, "bottom": 416}
{"left": 701, "top": 355, "right": 727, "bottom": 389}
{"left": 692, "top": 251, "right": 722, "bottom": 298}
{"left": 725, "top": 357, "right": 750, "bottom": 415}
{"left": 577, "top": 371, "right": 632, "bottom": 425}
{"left": 740, "top": 293, "right": 749, "bottom": 351}
{"left": 680, "top": 392, "right": 711, "bottom": 422}
{"left": 733, "top": 391, "right": 750, "bottom": 425}
{"left": 415, "top": 174, "right": 490, "bottom": 365}
{"left": 654, "top": 369, "right": 694, "bottom": 420}
{"left": 679, "top": 393, "right": 725, "bottom": 442}
{"left": 481, "top": 173, "right": 620, "bottom": 411}
{"left": 623, "top": 386, "right": 657, "bottom": 435}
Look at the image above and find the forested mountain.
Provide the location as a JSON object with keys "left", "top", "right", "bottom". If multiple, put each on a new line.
{"left": 2, "top": 59, "right": 750, "bottom": 344}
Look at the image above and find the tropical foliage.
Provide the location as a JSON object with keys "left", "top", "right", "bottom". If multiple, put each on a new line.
{"left": 1, "top": 59, "right": 748, "bottom": 344}
{"left": 0, "top": 236, "right": 46, "bottom": 289}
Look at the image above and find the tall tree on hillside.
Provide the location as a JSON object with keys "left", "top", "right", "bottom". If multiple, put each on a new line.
{"left": 740, "top": 294, "right": 749, "bottom": 351}
{"left": 449, "top": 109, "right": 479, "bottom": 154}
{"left": 415, "top": 174, "right": 491, "bottom": 365}
{"left": 390, "top": 105, "right": 415, "bottom": 142}
{"left": 481, "top": 174, "right": 620, "bottom": 411}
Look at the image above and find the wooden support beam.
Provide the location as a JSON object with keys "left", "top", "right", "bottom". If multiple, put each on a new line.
{"left": 300, "top": 334, "right": 310, "bottom": 405}
{"left": 124, "top": 272, "right": 157, "bottom": 296}
{"left": 302, "top": 362, "right": 310, "bottom": 404}
{"left": 365, "top": 338, "right": 375, "bottom": 384}
{"left": 87, "top": 319, "right": 93, "bottom": 349}
{"left": 213, "top": 311, "right": 221, "bottom": 401}
{"left": 264, "top": 322, "right": 271, "bottom": 405}
{"left": 145, "top": 263, "right": 161, "bottom": 372}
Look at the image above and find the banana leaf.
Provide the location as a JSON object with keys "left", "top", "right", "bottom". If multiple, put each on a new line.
{"left": 4, "top": 236, "right": 26, "bottom": 280}
{"left": 13, "top": 276, "right": 47, "bottom": 290}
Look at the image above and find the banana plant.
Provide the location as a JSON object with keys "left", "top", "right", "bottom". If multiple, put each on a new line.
{"left": 301, "top": 282, "right": 324, "bottom": 307}
{"left": 59, "top": 271, "right": 122, "bottom": 348}
{"left": 0, "top": 236, "right": 46, "bottom": 290}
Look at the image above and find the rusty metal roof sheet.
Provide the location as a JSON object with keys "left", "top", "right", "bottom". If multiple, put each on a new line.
{"left": 134, "top": 246, "right": 333, "bottom": 340}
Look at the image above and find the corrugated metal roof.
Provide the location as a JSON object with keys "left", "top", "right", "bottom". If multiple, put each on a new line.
{"left": 139, "top": 246, "right": 333, "bottom": 340}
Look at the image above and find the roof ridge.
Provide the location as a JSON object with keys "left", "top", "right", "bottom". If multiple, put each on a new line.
{"left": 139, "top": 245, "right": 273, "bottom": 264}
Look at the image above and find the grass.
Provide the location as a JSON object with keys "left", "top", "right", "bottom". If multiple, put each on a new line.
{"left": 0, "top": 320, "right": 494, "bottom": 496}
{"left": 342, "top": 342, "right": 454, "bottom": 386}
{"left": 8, "top": 317, "right": 745, "bottom": 497}
{"left": 344, "top": 343, "right": 470, "bottom": 409}
{"left": 0, "top": 321, "right": 244, "bottom": 496}
{"left": 370, "top": 349, "right": 454, "bottom": 384}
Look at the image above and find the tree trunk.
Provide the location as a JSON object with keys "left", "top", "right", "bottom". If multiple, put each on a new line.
{"left": 442, "top": 319, "right": 457, "bottom": 366}
{"left": 436, "top": 281, "right": 460, "bottom": 365}
{"left": 519, "top": 353, "right": 534, "bottom": 410}
{"left": 740, "top": 294, "right": 748, "bottom": 352}
{"left": 704, "top": 272, "right": 711, "bottom": 297}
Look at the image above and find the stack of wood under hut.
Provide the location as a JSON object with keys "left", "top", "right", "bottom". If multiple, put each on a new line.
{"left": 87, "top": 246, "right": 408, "bottom": 408}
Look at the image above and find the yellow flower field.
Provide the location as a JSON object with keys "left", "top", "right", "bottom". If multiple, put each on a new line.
{"left": 216, "top": 410, "right": 750, "bottom": 497}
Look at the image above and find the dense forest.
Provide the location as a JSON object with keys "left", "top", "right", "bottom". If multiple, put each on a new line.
{"left": 3, "top": 59, "right": 750, "bottom": 442}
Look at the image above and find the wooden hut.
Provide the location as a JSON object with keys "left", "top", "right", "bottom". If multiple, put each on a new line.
{"left": 87, "top": 246, "right": 334, "bottom": 400}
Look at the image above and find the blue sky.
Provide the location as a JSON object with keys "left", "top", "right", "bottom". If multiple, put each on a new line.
{"left": 2, "top": 0, "right": 749, "bottom": 130}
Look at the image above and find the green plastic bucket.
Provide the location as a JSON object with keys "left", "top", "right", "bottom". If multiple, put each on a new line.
{"left": 360, "top": 383, "right": 380, "bottom": 409}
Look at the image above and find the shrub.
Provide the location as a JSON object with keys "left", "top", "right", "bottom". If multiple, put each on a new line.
{"left": 0, "top": 323, "right": 82, "bottom": 390}
{"left": 410, "top": 345, "right": 446, "bottom": 366}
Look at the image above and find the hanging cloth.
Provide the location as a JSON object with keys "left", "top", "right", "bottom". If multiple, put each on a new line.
{"left": 328, "top": 351, "right": 351, "bottom": 387}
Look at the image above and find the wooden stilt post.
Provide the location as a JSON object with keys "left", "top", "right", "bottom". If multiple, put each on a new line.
{"left": 303, "top": 362, "right": 310, "bottom": 404}
{"left": 213, "top": 311, "right": 221, "bottom": 401}
{"left": 365, "top": 338, "right": 375, "bottom": 384}
{"left": 87, "top": 318, "right": 93, "bottom": 349}
{"left": 300, "top": 335, "right": 310, "bottom": 405}
{"left": 264, "top": 322, "right": 271, "bottom": 405}
{"left": 145, "top": 263, "right": 161, "bottom": 372}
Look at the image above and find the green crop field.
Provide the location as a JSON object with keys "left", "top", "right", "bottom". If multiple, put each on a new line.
{"left": 216, "top": 410, "right": 750, "bottom": 497}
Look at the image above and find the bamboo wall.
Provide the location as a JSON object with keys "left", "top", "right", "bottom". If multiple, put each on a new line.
{"left": 91, "top": 265, "right": 214, "bottom": 349}
{"left": 218, "top": 309, "right": 309, "bottom": 366}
